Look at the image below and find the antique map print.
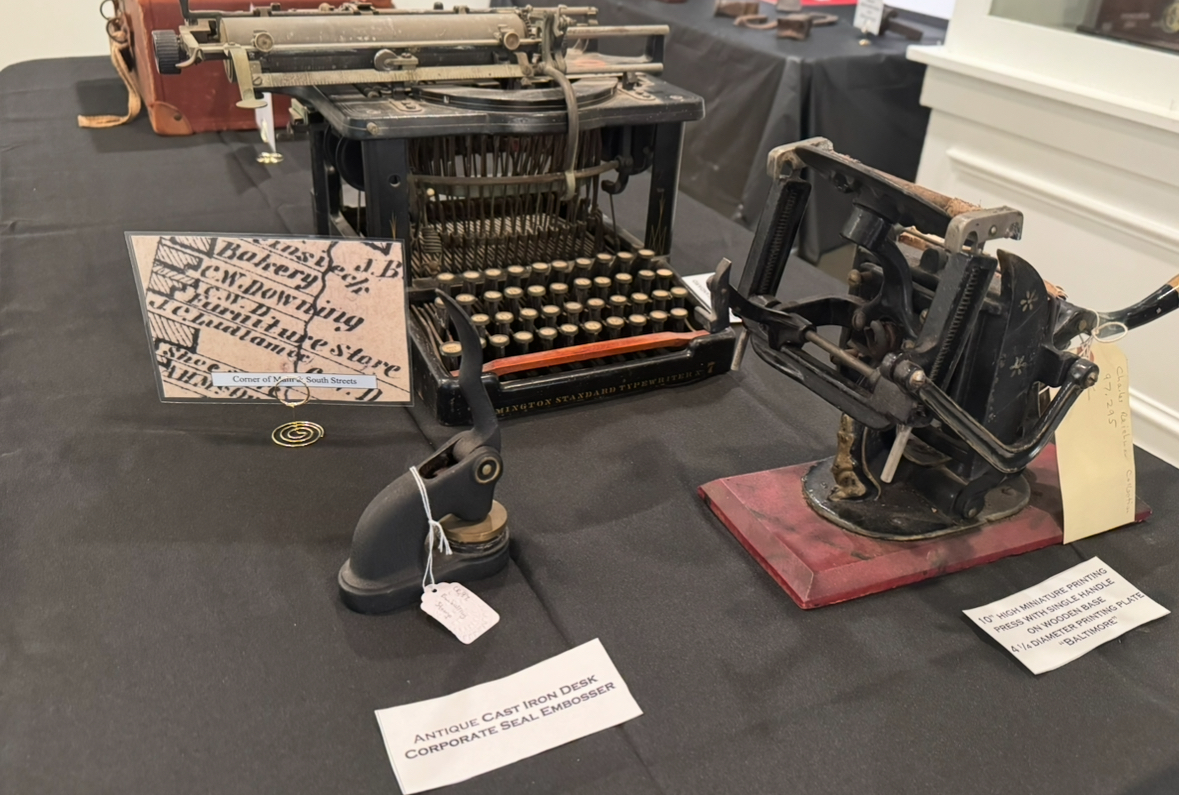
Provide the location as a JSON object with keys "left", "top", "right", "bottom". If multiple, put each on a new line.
{"left": 128, "top": 234, "right": 410, "bottom": 403}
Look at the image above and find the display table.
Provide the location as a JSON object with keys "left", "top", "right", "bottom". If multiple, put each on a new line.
{"left": 582, "top": 1, "right": 938, "bottom": 261}
{"left": 3, "top": 58, "right": 1179, "bottom": 795}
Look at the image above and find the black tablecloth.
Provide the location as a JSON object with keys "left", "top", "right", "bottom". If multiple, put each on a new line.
{"left": 3, "top": 59, "right": 1179, "bottom": 795}
{"left": 585, "top": 1, "right": 936, "bottom": 262}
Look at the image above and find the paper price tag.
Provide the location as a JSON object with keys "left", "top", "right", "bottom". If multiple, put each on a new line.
{"left": 421, "top": 583, "right": 499, "bottom": 644}
{"left": 964, "top": 557, "right": 1168, "bottom": 675}
{"left": 1055, "top": 341, "right": 1136, "bottom": 543}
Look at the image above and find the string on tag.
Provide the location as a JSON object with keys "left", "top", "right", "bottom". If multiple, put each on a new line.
{"left": 410, "top": 465, "right": 452, "bottom": 592}
{"left": 1077, "top": 321, "right": 1128, "bottom": 360}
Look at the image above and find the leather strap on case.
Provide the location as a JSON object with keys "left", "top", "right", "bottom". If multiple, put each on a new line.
{"left": 78, "top": 2, "right": 143, "bottom": 129}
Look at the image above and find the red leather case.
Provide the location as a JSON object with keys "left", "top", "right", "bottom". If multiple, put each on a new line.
{"left": 122, "top": 1, "right": 392, "bottom": 136}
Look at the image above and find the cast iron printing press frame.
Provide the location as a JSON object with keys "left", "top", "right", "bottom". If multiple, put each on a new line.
{"left": 155, "top": 2, "right": 735, "bottom": 425}
{"left": 710, "top": 138, "right": 1179, "bottom": 542}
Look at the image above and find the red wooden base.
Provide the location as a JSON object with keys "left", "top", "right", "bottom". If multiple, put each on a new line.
{"left": 698, "top": 447, "right": 1152, "bottom": 609}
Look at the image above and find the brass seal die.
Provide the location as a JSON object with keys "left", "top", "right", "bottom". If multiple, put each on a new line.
{"left": 440, "top": 500, "right": 508, "bottom": 545}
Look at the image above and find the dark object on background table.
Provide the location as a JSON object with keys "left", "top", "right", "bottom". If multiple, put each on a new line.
{"left": 776, "top": 12, "right": 838, "bottom": 40}
{"left": 878, "top": 5, "right": 925, "bottom": 41}
{"left": 715, "top": 1, "right": 762, "bottom": 18}
{"left": 339, "top": 293, "right": 509, "bottom": 615}
{"left": 156, "top": 2, "right": 734, "bottom": 423}
{"left": 1079, "top": 0, "right": 1179, "bottom": 53}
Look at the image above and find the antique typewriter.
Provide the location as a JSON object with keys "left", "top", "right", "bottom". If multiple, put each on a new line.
{"left": 155, "top": 1, "right": 735, "bottom": 424}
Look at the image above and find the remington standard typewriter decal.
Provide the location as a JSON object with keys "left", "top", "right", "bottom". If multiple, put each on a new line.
{"left": 127, "top": 233, "right": 410, "bottom": 404}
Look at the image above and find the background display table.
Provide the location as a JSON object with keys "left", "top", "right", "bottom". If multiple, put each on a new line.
{"left": 2, "top": 58, "right": 1178, "bottom": 795}
{"left": 580, "top": 1, "right": 938, "bottom": 261}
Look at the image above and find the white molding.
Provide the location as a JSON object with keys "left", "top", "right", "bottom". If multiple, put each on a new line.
{"left": 909, "top": 47, "right": 1179, "bottom": 135}
{"left": 1131, "top": 389, "right": 1179, "bottom": 470}
{"left": 945, "top": 147, "right": 1179, "bottom": 256}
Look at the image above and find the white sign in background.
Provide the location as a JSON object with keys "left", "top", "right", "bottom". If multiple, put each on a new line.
{"left": 854, "top": 0, "right": 886, "bottom": 35}
{"left": 964, "top": 557, "right": 1168, "bottom": 675}
{"left": 376, "top": 639, "right": 642, "bottom": 794}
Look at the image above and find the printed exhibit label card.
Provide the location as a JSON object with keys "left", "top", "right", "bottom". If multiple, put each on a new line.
{"left": 964, "top": 557, "right": 1168, "bottom": 675}
{"left": 127, "top": 234, "right": 410, "bottom": 404}
{"left": 375, "top": 638, "right": 642, "bottom": 794}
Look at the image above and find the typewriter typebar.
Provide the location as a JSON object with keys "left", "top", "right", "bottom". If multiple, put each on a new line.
{"left": 713, "top": 138, "right": 1179, "bottom": 541}
{"left": 157, "top": 1, "right": 735, "bottom": 423}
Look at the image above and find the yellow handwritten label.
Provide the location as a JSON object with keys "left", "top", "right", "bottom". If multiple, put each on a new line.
{"left": 1055, "top": 342, "right": 1136, "bottom": 543}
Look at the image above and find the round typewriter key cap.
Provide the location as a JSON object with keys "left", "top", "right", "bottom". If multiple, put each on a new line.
{"left": 512, "top": 330, "right": 534, "bottom": 355}
{"left": 435, "top": 271, "right": 460, "bottom": 296}
{"left": 652, "top": 289, "right": 671, "bottom": 312}
{"left": 493, "top": 311, "right": 514, "bottom": 335}
{"left": 536, "top": 326, "right": 558, "bottom": 350}
{"left": 558, "top": 323, "right": 579, "bottom": 347}
{"left": 440, "top": 341, "right": 463, "bottom": 371}
{"left": 540, "top": 304, "right": 561, "bottom": 327}
{"left": 487, "top": 334, "right": 510, "bottom": 359}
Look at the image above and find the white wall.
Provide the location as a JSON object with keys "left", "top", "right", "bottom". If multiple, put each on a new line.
{"left": 1, "top": 0, "right": 110, "bottom": 72}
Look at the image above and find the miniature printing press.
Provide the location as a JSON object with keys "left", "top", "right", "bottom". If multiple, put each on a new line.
{"left": 155, "top": 2, "right": 736, "bottom": 424}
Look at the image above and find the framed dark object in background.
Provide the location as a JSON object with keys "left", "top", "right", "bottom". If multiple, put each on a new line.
{"left": 1080, "top": 0, "right": 1179, "bottom": 53}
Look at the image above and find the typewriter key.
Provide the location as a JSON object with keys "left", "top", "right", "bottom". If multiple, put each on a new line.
{"left": 558, "top": 323, "right": 580, "bottom": 347}
{"left": 536, "top": 326, "right": 558, "bottom": 351}
{"left": 512, "top": 330, "right": 534, "bottom": 356}
{"left": 493, "top": 311, "right": 515, "bottom": 335}
{"left": 483, "top": 290, "right": 503, "bottom": 316}
{"left": 604, "top": 315, "right": 626, "bottom": 340}
{"left": 540, "top": 304, "right": 562, "bottom": 327}
{"left": 440, "top": 341, "right": 463, "bottom": 371}
{"left": 581, "top": 320, "right": 603, "bottom": 343}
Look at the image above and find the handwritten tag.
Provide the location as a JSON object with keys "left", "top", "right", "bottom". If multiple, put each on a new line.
{"left": 854, "top": 0, "right": 885, "bottom": 34}
{"left": 421, "top": 583, "right": 499, "bottom": 644}
{"left": 375, "top": 639, "right": 642, "bottom": 794}
{"left": 964, "top": 557, "right": 1168, "bottom": 674}
{"left": 1055, "top": 342, "right": 1136, "bottom": 543}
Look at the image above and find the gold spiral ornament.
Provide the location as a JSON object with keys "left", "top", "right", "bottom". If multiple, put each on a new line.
{"left": 272, "top": 420, "right": 325, "bottom": 448}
